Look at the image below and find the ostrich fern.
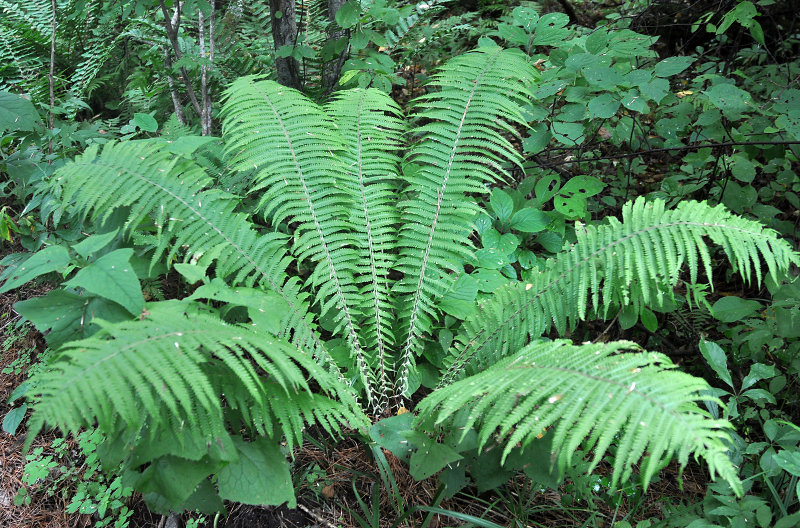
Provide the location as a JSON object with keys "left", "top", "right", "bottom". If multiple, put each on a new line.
{"left": 9, "top": 45, "right": 798, "bottom": 511}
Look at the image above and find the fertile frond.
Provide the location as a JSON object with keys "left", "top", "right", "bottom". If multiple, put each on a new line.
{"left": 326, "top": 88, "right": 404, "bottom": 408}
{"left": 50, "top": 140, "right": 331, "bottom": 368}
{"left": 444, "top": 198, "right": 799, "bottom": 382}
{"left": 30, "top": 302, "right": 363, "bottom": 454}
{"left": 395, "top": 46, "right": 537, "bottom": 393}
{"left": 222, "top": 78, "right": 378, "bottom": 404}
{"left": 419, "top": 340, "right": 741, "bottom": 494}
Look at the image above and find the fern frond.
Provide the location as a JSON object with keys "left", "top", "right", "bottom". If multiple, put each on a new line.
{"left": 326, "top": 88, "right": 404, "bottom": 408}
{"left": 50, "top": 140, "right": 332, "bottom": 370}
{"left": 443, "top": 198, "right": 799, "bottom": 383}
{"left": 222, "top": 78, "right": 379, "bottom": 405}
{"left": 419, "top": 340, "right": 741, "bottom": 494}
{"left": 395, "top": 46, "right": 537, "bottom": 394}
{"left": 31, "top": 302, "right": 364, "bottom": 453}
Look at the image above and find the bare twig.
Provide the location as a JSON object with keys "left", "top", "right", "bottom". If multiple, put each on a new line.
{"left": 159, "top": 0, "right": 203, "bottom": 117}
{"left": 48, "top": 0, "right": 56, "bottom": 156}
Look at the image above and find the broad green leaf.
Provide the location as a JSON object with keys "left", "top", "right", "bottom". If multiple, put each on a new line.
{"left": 439, "top": 275, "right": 479, "bottom": 319}
{"left": 0, "top": 91, "right": 38, "bottom": 134}
{"left": 217, "top": 437, "right": 294, "bottom": 507}
{"left": 408, "top": 434, "right": 462, "bottom": 481}
{"left": 2, "top": 405, "right": 26, "bottom": 435}
{"left": 533, "top": 13, "right": 570, "bottom": 46}
{"left": 621, "top": 90, "right": 650, "bottom": 113}
{"left": 510, "top": 208, "right": 549, "bottom": 233}
{"left": 0, "top": 245, "right": 70, "bottom": 293}
{"left": 139, "top": 456, "right": 215, "bottom": 507}
{"left": 711, "top": 296, "right": 761, "bottom": 322}
{"left": 654, "top": 56, "right": 694, "bottom": 77}
{"left": 163, "top": 136, "right": 218, "bottom": 156}
{"left": 72, "top": 229, "right": 119, "bottom": 258}
{"left": 730, "top": 155, "right": 756, "bottom": 183}
{"left": 490, "top": 189, "right": 514, "bottom": 221}
{"left": 640, "top": 307, "right": 658, "bottom": 332}
{"left": 705, "top": 83, "right": 752, "bottom": 117}
{"left": 551, "top": 121, "right": 585, "bottom": 146}
{"left": 64, "top": 248, "right": 145, "bottom": 316}
{"left": 512, "top": 6, "right": 538, "bottom": 31}
{"left": 522, "top": 123, "right": 551, "bottom": 154}
{"left": 189, "top": 280, "right": 288, "bottom": 334}
{"left": 699, "top": 340, "right": 733, "bottom": 388}
{"left": 588, "top": 93, "right": 620, "bottom": 119}
{"left": 742, "top": 363, "right": 776, "bottom": 390}
{"left": 335, "top": 1, "right": 360, "bottom": 28}
{"left": 370, "top": 413, "right": 415, "bottom": 462}
{"left": 15, "top": 291, "right": 130, "bottom": 347}
{"left": 773, "top": 450, "right": 800, "bottom": 476}
{"left": 472, "top": 269, "right": 507, "bottom": 292}
{"left": 174, "top": 263, "right": 209, "bottom": 285}
{"left": 133, "top": 113, "right": 158, "bottom": 132}
{"left": 475, "top": 248, "right": 508, "bottom": 270}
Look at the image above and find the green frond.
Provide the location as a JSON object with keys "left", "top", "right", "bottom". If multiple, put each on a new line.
{"left": 395, "top": 46, "right": 538, "bottom": 394}
{"left": 326, "top": 88, "right": 405, "bottom": 408}
{"left": 443, "top": 198, "right": 799, "bottom": 382}
{"left": 221, "top": 78, "right": 379, "bottom": 405}
{"left": 31, "top": 301, "right": 364, "bottom": 456}
{"left": 418, "top": 340, "right": 742, "bottom": 494}
{"left": 50, "top": 140, "right": 331, "bottom": 368}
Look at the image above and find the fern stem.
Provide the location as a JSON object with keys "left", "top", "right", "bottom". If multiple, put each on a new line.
{"left": 398, "top": 48, "right": 502, "bottom": 396}
{"left": 352, "top": 91, "right": 393, "bottom": 408}
{"left": 260, "top": 92, "right": 378, "bottom": 407}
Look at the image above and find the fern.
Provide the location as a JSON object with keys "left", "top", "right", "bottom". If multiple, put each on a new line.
{"left": 51, "top": 140, "right": 333, "bottom": 370}
{"left": 326, "top": 88, "right": 405, "bottom": 408}
{"left": 29, "top": 300, "right": 364, "bottom": 458}
{"left": 9, "top": 45, "right": 799, "bottom": 512}
{"left": 419, "top": 340, "right": 741, "bottom": 494}
{"left": 395, "top": 46, "right": 536, "bottom": 392}
{"left": 221, "top": 78, "right": 378, "bottom": 403}
{"left": 442, "top": 197, "right": 799, "bottom": 384}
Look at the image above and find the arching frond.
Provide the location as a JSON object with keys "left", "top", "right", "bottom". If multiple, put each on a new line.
{"left": 395, "top": 46, "right": 538, "bottom": 394}
{"left": 30, "top": 302, "right": 363, "bottom": 453}
{"left": 326, "top": 88, "right": 405, "bottom": 408}
{"left": 443, "top": 198, "right": 799, "bottom": 383}
{"left": 50, "top": 140, "right": 330, "bottom": 368}
{"left": 419, "top": 340, "right": 742, "bottom": 494}
{"left": 221, "top": 78, "right": 378, "bottom": 404}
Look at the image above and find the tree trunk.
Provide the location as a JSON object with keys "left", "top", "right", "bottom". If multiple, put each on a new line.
{"left": 323, "top": 0, "right": 348, "bottom": 94}
{"left": 269, "top": 0, "right": 301, "bottom": 90}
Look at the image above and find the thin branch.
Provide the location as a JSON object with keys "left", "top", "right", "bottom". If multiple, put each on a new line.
{"left": 159, "top": 0, "right": 203, "bottom": 117}
{"left": 48, "top": 0, "right": 56, "bottom": 156}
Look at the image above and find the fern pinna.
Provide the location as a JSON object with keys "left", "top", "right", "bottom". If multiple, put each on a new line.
{"left": 6, "top": 44, "right": 797, "bottom": 511}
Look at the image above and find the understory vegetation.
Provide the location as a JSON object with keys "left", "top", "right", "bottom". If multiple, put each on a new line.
{"left": 1, "top": 1, "right": 799, "bottom": 527}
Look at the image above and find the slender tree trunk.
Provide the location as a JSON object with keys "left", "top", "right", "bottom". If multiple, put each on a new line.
{"left": 324, "top": 0, "right": 348, "bottom": 95}
{"left": 164, "top": 49, "right": 186, "bottom": 125}
{"left": 198, "top": 6, "right": 209, "bottom": 135}
{"left": 159, "top": 0, "right": 203, "bottom": 117}
{"left": 48, "top": 0, "right": 56, "bottom": 155}
{"left": 269, "top": 0, "right": 301, "bottom": 89}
